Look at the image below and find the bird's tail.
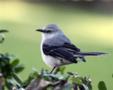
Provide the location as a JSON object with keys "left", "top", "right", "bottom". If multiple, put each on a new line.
{"left": 76, "top": 52, "right": 106, "bottom": 56}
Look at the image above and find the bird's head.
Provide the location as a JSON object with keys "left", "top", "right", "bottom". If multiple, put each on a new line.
{"left": 36, "top": 24, "right": 61, "bottom": 34}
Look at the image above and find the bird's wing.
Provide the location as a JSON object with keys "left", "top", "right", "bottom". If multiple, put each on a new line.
{"left": 62, "top": 43, "right": 80, "bottom": 52}
{"left": 42, "top": 44, "right": 78, "bottom": 63}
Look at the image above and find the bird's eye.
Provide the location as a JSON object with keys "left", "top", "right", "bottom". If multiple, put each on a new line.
{"left": 46, "top": 30, "right": 52, "bottom": 33}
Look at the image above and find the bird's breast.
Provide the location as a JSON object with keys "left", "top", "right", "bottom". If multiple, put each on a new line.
{"left": 40, "top": 45, "right": 61, "bottom": 67}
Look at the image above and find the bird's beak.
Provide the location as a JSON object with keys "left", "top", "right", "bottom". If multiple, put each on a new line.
{"left": 36, "top": 29, "right": 44, "bottom": 33}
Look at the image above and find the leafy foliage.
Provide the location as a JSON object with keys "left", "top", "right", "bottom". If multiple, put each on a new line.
{"left": 0, "top": 30, "right": 24, "bottom": 89}
{"left": 0, "top": 53, "right": 24, "bottom": 89}
{"left": 0, "top": 54, "right": 24, "bottom": 78}
{"left": 25, "top": 67, "right": 92, "bottom": 90}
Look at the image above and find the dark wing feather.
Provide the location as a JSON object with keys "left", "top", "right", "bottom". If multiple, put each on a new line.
{"left": 43, "top": 44, "right": 77, "bottom": 63}
{"left": 63, "top": 43, "right": 80, "bottom": 52}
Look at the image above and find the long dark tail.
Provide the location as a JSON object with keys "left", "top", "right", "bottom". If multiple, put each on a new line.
{"left": 76, "top": 52, "right": 106, "bottom": 56}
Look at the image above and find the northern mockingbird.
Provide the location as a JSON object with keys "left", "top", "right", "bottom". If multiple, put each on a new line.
{"left": 36, "top": 24, "right": 105, "bottom": 73}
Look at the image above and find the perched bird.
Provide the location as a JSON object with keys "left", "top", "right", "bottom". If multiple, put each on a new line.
{"left": 36, "top": 24, "right": 105, "bottom": 73}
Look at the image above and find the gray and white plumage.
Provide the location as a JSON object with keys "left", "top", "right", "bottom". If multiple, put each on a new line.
{"left": 36, "top": 24, "right": 105, "bottom": 68}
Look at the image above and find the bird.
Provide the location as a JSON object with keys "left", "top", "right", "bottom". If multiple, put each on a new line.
{"left": 36, "top": 24, "right": 105, "bottom": 73}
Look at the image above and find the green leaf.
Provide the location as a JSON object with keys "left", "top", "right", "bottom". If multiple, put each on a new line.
{"left": 12, "top": 73, "right": 23, "bottom": 86}
{"left": 98, "top": 81, "right": 107, "bottom": 90}
{"left": 55, "top": 66, "right": 66, "bottom": 74}
{"left": 73, "top": 77, "right": 82, "bottom": 85}
{"left": 11, "top": 59, "right": 20, "bottom": 67}
{"left": 0, "top": 30, "right": 8, "bottom": 33}
{"left": 5, "top": 79, "right": 14, "bottom": 90}
{"left": 14, "top": 65, "right": 24, "bottom": 73}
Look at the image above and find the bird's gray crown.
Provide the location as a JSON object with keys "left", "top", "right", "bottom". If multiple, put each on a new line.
{"left": 43, "top": 24, "right": 60, "bottom": 32}
{"left": 36, "top": 24, "right": 61, "bottom": 33}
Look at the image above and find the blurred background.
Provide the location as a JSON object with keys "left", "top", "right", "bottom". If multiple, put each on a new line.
{"left": 0, "top": 0, "right": 113, "bottom": 90}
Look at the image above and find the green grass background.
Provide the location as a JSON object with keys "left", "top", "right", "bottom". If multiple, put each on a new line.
{"left": 0, "top": 1, "right": 113, "bottom": 90}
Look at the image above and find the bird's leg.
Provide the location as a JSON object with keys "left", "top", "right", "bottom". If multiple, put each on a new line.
{"left": 50, "top": 66, "right": 56, "bottom": 73}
